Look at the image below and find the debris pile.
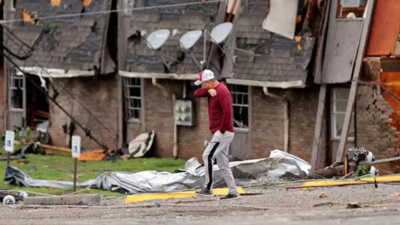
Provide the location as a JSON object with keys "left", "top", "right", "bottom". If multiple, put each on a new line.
{"left": 3, "top": 150, "right": 310, "bottom": 194}
{"left": 309, "top": 147, "right": 378, "bottom": 179}
{"left": 3, "top": 128, "right": 156, "bottom": 162}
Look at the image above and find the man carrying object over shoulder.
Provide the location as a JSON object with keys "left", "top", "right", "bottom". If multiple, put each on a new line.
{"left": 193, "top": 69, "right": 240, "bottom": 200}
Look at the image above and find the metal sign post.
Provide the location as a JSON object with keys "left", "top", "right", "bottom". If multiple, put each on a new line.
{"left": 5, "top": 130, "right": 15, "bottom": 166}
{"left": 71, "top": 135, "right": 81, "bottom": 192}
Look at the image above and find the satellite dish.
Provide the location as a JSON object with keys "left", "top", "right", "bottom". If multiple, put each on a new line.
{"left": 179, "top": 30, "right": 203, "bottom": 50}
{"left": 146, "top": 29, "right": 170, "bottom": 50}
{"left": 210, "top": 22, "right": 233, "bottom": 44}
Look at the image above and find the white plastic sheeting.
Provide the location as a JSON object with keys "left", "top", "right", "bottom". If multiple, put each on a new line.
{"left": 4, "top": 150, "right": 311, "bottom": 194}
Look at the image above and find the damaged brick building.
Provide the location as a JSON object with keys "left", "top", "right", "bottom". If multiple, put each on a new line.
{"left": 118, "top": 0, "right": 324, "bottom": 164}
{"left": 2, "top": 0, "right": 400, "bottom": 173}
{"left": 2, "top": 0, "right": 118, "bottom": 150}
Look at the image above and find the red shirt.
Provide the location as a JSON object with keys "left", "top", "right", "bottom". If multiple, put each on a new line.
{"left": 194, "top": 82, "right": 234, "bottom": 135}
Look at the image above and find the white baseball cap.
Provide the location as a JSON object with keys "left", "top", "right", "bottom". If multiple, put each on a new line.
{"left": 194, "top": 69, "right": 214, "bottom": 86}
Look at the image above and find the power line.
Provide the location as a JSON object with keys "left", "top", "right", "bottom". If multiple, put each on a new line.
{"left": 1, "top": 26, "right": 115, "bottom": 135}
{"left": 0, "top": 0, "right": 226, "bottom": 25}
{"left": 1, "top": 51, "right": 109, "bottom": 150}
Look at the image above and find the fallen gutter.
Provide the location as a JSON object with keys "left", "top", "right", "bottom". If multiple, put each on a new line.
{"left": 152, "top": 78, "right": 178, "bottom": 158}
{"left": 263, "top": 87, "right": 289, "bottom": 153}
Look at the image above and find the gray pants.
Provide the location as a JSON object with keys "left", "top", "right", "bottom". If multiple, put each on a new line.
{"left": 202, "top": 130, "right": 238, "bottom": 195}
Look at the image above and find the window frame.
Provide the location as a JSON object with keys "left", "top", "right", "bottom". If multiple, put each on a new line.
{"left": 9, "top": 72, "right": 24, "bottom": 111}
{"left": 331, "top": 88, "right": 355, "bottom": 141}
{"left": 228, "top": 84, "right": 250, "bottom": 131}
{"left": 336, "top": 0, "right": 368, "bottom": 19}
{"left": 122, "top": 77, "right": 142, "bottom": 122}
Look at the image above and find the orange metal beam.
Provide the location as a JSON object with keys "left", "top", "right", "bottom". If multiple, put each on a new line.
{"left": 366, "top": 0, "right": 400, "bottom": 56}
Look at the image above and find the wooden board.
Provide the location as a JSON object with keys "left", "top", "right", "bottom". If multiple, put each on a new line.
{"left": 336, "top": 0, "right": 376, "bottom": 162}
{"left": 313, "top": 0, "right": 331, "bottom": 84}
{"left": 311, "top": 85, "right": 327, "bottom": 171}
{"left": 366, "top": 0, "right": 400, "bottom": 56}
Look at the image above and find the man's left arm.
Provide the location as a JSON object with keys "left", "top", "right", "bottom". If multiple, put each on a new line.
{"left": 219, "top": 91, "right": 233, "bottom": 135}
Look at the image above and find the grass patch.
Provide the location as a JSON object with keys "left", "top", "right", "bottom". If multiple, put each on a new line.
{"left": 0, "top": 149, "right": 186, "bottom": 196}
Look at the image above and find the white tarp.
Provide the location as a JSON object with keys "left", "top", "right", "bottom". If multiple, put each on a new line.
{"left": 4, "top": 150, "right": 311, "bottom": 194}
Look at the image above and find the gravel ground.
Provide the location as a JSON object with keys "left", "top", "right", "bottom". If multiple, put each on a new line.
{"left": 1, "top": 184, "right": 400, "bottom": 224}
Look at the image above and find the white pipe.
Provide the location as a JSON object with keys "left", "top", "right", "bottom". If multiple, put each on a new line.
{"left": 172, "top": 94, "right": 178, "bottom": 158}
{"left": 152, "top": 78, "right": 178, "bottom": 158}
{"left": 263, "top": 87, "right": 289, "bottom": 153}
{"left": 183, "top": 81, "right": 187, "bottom": 99}
{"left": 152, "top": 78, "right": 166, "bottom": 93}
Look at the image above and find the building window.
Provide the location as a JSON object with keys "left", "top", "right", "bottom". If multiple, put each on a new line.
{"left": 9, "top": 73, "right": 23, "bottom": 109}
{"left": 123, "top": 77, "right": 142, "bottom": 120}
{"left": 337, "top": 0, "right": 368, "bottom": 19}
{"left": 331, "top": 88, "right": 355, "bottom": 140}
{"left": 228, "top": 84, "right": 249, "bottom": 129}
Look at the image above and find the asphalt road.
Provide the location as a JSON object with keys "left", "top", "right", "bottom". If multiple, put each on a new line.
{"left": 2, "top": 205, "right": 399, "bottom": 225}
{"left": 3, "top": 184, "right": 400, "bottom": 225}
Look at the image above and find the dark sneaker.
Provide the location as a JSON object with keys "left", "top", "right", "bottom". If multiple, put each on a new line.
{"left": 220, "top": 193, "right": 240, "bottom": 200}
{"left": 196, "top": 188, "right": 213, "bottom": 197}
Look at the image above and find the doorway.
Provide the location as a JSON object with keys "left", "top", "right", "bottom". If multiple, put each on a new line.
{"left": 227, "top": 84, "right": 251, "bottom": 160}
{"left": 25, "top": 75, "right": 49, "bottom": 129}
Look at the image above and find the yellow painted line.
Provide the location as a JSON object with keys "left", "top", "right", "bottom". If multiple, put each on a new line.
{"left": 302, "top": 175, "right": 400, "bottom": 188}
{"left": 124, "top": 187, "right": 245, "bottom": 204}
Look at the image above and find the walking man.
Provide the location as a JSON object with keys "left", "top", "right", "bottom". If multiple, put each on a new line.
{"left": 193, "top": 69, "right": 240, "bottom": 199}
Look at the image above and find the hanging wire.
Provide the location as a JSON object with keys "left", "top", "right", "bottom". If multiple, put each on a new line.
{"left": 0, "top": 0, "right": 226, "bottom": 25}
{"left": 0, "top": 0, "right": 227, "bottom": 135}
{"left": 1, "top": 26, "right": 115, "bottom": 134}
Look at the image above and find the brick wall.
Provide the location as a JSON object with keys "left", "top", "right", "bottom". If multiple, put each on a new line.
{"left": 145, "top": 80, "right": 326, "bottom": 167}
{"left": 357, "top": 85, "right": 400, "bottom": 173}
{"left": 250, "top": 86, "right": 326, "bottom": 168}
{"left": 48, "top": 75, "right": 118, "bottom": 150}
{"left": 143, "top": 79, "right": 210, "bottom": 159}
{"left": 0, "top": 60, "right": 5, "bottom": 135}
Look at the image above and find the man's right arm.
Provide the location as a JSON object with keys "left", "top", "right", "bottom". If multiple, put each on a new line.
{"left": 194, "top": 88, "right": 218, "bottom": 98}
{"left": 193, "top": 88, "right": 209, "bottom": 98}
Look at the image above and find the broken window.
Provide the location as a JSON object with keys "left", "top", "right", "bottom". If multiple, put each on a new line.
{"left": 123, "top": 77, "right": 142, "bottom": 120}
{"left": 331, "top": 88, "right": 355, "bottom": 140}
{"left": 337, "top": 0, "right": 368, "bottom": 18}
{"left": 228, "top": 84, "right": 249, "bottom": 129}
{"left": 9, "top": 73, "right": 23, "bottom": 109}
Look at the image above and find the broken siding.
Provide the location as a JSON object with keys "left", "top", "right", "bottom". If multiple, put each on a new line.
{"left": 122, "top": 0, "right": 222, "bottom": 75}
{"left": 320, "top": 0, "right": 364, "bottom": 84}
{"left": 5, "top": 0, "right": 111, "bottom": 71}
{"left": 228, "top": 0, "right": 316, "bottom": 83}
{"left": 321, "top": 20, "right": 363, "bottom": 83}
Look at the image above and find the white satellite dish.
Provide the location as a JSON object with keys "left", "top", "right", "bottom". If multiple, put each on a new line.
{"left": 210, "top": 22, "right": 233, "bottom": 44}
{"left": 146, "top": 29, "right": 170, "bottom": 50}
{"left": 179, "top": 30, "right": 203, "bottom": 50}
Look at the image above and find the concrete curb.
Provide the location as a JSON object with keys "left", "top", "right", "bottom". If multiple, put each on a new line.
{"left": 23, "top": 194, "right": 101, "bottom": 205}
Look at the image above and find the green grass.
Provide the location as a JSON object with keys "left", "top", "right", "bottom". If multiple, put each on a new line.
{"left": 0, "top": 148, "right": 186, "bottom": 196}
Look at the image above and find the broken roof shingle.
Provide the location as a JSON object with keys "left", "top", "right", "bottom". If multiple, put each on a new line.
{"left": 5, "top": 0, "right": 111, "bottom": 71}
{"left": 123, "top": 0, "right": 222, "bottom": 75}
{"left": 226, "top": 0, "right": 316, "bottom": 84}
